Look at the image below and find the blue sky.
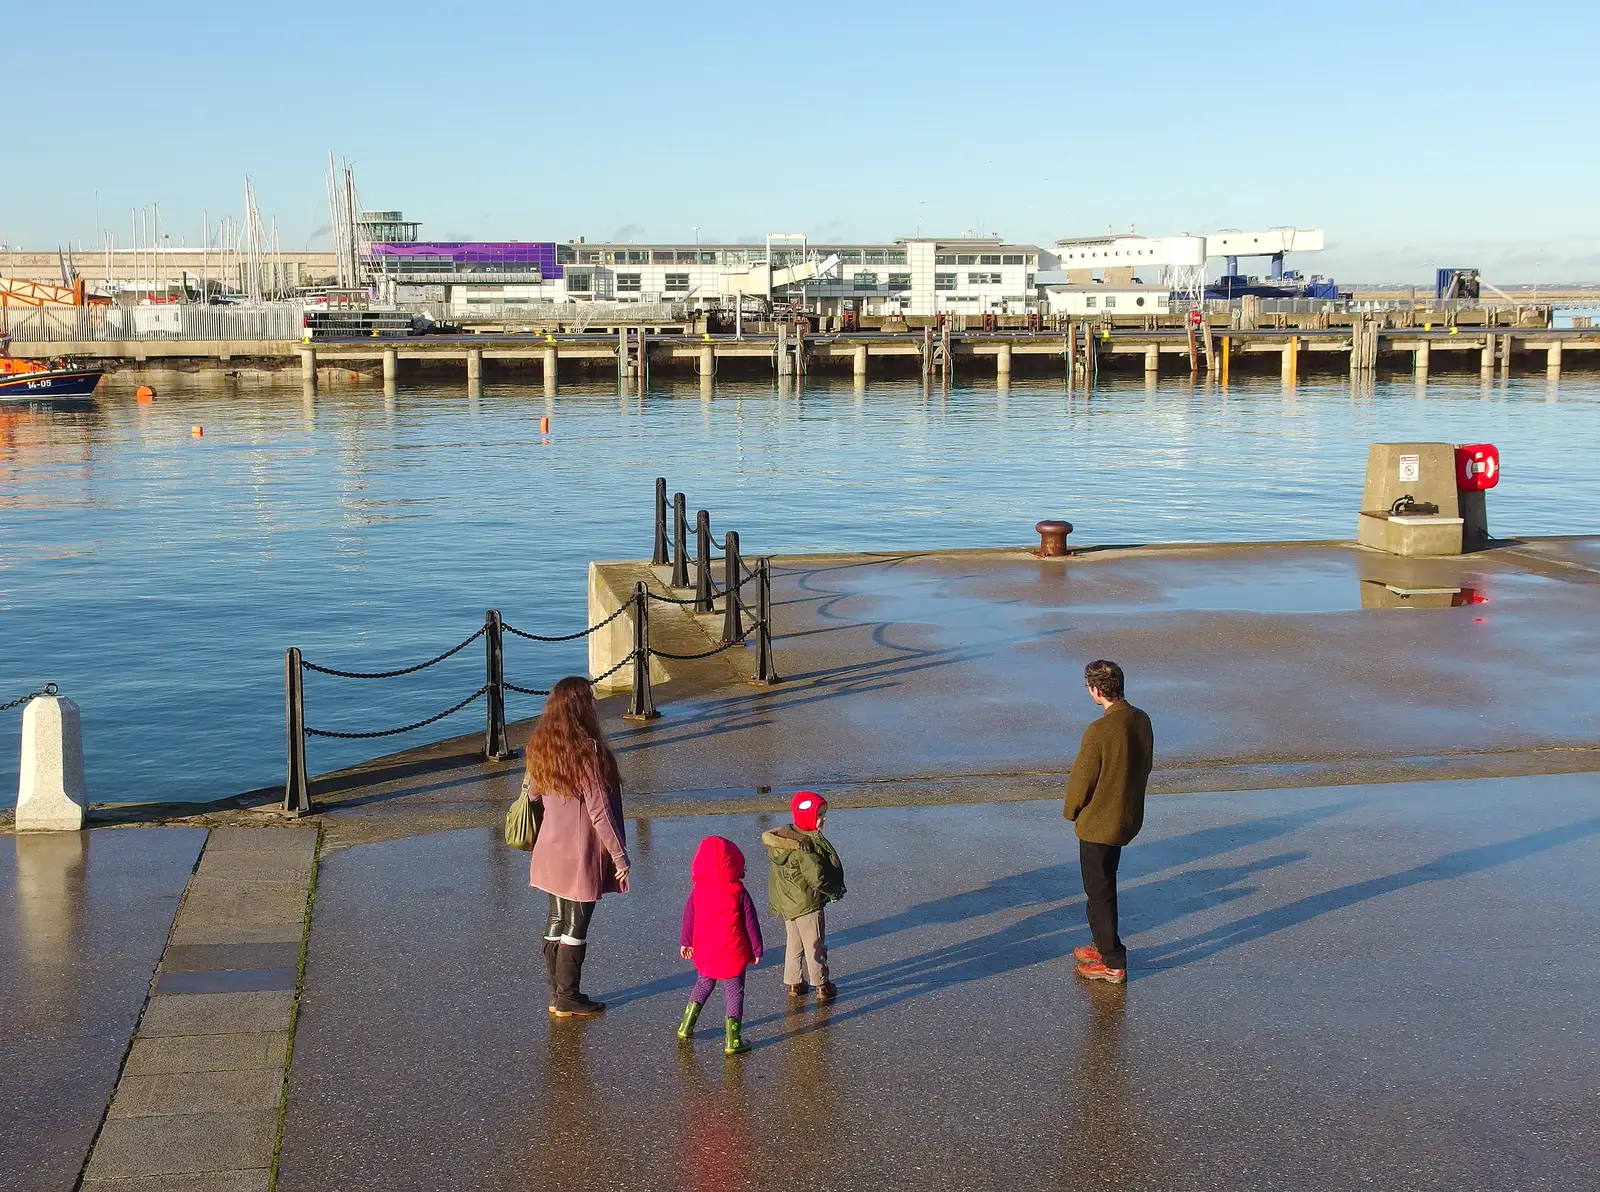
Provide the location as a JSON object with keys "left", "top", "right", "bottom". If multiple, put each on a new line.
{"left": 7, "top": 1, "right": 1598, "bottom": 282}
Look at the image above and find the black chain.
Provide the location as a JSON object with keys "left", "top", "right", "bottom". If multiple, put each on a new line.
{"left": 648, "top": 631, "right": 758, "bottom": 662}
{"left": 589, "top": 654, "right": 635, "bottom": 685}
{"left": 302, "top": 627, "right": 486, "bottom": 680}
{"left": 504, "top": 601, "right": 629, "bottom": 643}
{"left": 1, "top": 682, "right": 59, "bottom": 713}
{"left": 305, "top": 685, "right": 489, "bottom": 739}
{"left": 645, "top": 589, "right": 706, "bottom": 606}
{"left": 504, "top": 681, "right": 552, "bottom": 697}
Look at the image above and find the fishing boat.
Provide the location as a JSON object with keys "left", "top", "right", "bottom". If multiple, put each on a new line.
{"left": 0, "top": 349, "right": 103, "bottom": 403}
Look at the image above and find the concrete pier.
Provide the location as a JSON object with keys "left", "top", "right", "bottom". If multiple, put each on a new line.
{"left": 299, "top": 346, "right": 316, "bottom": 388}
{"left": 996, "top": 341, "right": 1012, "bottom": 377}
{"left": 1415, "top": 338, "right": 1430, "bottom": 378}
{"left": 382, "top": 348, "right": 398, "bottom": 384}
{"left": 854, "top": 343, "right": 868, "bottom": 378}
{"left": 466, "top": 347, "right": 482, "bottom": 382}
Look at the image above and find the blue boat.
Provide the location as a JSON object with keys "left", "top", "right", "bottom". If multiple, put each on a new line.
{"left": 0, "top": 364, "right": 104, "bottom": 403}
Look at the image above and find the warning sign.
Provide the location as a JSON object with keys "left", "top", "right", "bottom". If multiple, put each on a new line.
{"left": 1398, "top": 453, "right": 1421, "bottom": 483}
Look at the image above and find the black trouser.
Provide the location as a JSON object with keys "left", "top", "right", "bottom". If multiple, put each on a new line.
{"left": 544, "top": 895, "right": 595, "bottom": 945}
{"left": 1079, "top": 841, "right": 1126, "bottom": 970}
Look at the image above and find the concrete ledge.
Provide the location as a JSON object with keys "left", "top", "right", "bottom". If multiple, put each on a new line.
{"left": 587, "top": 560, "right": 753, "bottom": 695}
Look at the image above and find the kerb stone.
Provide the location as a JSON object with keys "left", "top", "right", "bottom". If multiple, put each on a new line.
{"left": 15, "top": 695, "right": 87, "bottom": 831}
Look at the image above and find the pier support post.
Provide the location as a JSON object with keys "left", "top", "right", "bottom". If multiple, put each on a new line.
{"left": 467, "top": 347, "right": 483, "bottom": 382}
{"left": 1415, "top": 339, "right": 1430, "bottom": 379}
{"left": 1480, "top": 334, "right": 1495, "bottom": 374}
{"left": 1220, "top": 335, "right": 1230, "bottom": 385}
{"left": 382, "top": 348, "right": 398, "bottom": 384}
{"left": 1281, "top": 341, "right": 1295, "bottom": 386}
{"left": 1547, "top": 340, "right": 1562, "bottom": 378}
{"left": 700, "top": 344, "right": 714, "bottom": 379}
{"left": 853, "top": 343, "right": 868, "bottom": 378}
{"left": 543, "top": 346, "right": 558, "bottom": 394}
{"left": 1144, "top": 343, "right": 1159, "bottom": 376}
{"left": 299, "top": 346, "right": 317, "bottom": 389}
{"left": 997, "top": 342, "right": 1012, "bottom": 378}
{"left": 1500, "top": 334, "right": 1514, "bottom": 375}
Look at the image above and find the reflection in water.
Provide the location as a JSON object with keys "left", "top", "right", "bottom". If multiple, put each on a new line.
{"left": 674, "top": 1045, "right": 757, "bottom": 1192}
{"left": 1060, "top": 986, "right": 1140, "bottom": 1190}
{"left": 12, "top": 833, "right": 87, "bottom": 989}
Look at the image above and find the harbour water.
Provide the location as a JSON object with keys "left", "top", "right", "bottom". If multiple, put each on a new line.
{"left": 2, "top": 373, "right": 1596, "bottom": 805}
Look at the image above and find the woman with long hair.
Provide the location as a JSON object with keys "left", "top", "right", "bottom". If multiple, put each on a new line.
{"left": 525, "top": 675, "right": 630, "bottom": 1017}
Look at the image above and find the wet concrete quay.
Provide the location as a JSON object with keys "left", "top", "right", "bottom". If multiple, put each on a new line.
{"left": 5, "top": 536, "right": 1600, "bottom": 1188}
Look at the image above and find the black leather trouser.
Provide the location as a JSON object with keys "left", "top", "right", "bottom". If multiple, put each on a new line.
{"left": 544, "top": 895, "right": 596, "bottom": 945}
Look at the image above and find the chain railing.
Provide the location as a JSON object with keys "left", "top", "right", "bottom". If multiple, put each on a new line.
{"left": 1, "top": 682, "right": 59, "bottom": 713}
{"left": 283, "top": 553, "right": 778, "bottom": 816}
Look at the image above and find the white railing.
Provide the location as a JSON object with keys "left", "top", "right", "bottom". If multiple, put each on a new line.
{"left": 2, "top": 303, "right": 305, "bottom": 342}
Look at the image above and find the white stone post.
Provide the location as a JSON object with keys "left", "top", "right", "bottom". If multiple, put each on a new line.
{"left": 16, "top": 695, "right": 87, "bottom": 831}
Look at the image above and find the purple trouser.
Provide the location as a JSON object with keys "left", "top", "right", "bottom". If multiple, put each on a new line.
{"left": 689, "top": 972, "right": 746, "bottom": 1019}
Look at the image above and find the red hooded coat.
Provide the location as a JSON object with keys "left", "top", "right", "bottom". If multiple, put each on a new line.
{"left": 682, "top": 836, "right": 762, "bottom": 980}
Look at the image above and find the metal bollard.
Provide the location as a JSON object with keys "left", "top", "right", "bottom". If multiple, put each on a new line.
{"left": 484, "top": 610, "right": 510, "bottom": 759}
{"left": 756, "top": 557, "right": 778, "bottom": 684}
{"left": 625, "top": 583, "right": 659, "bottom": 721}
{"left": 722, "top": 530, "right": 744, "bottom": 645}
{"left": 672, "top": 492, "right": 690, "bottom": 588}
{"left": 652, "top": 477, "right": 669, "bottom": 566}
{"left": 694, "top": 510, "right": 713, "bottom": 613}
{"left": 284, "top": 648, "right": 311, "bottom": 815}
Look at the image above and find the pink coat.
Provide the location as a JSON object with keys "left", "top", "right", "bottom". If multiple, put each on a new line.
{"left": 527, "top": 756, "right": 629, "bottom": 903}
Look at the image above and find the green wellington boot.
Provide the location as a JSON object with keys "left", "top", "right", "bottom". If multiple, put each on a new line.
{"left": 677, "top": 1002, "right": 703, "bottom": 1041}
{"left": 724, "top": 1018, "right": 752, "bottom": 1056}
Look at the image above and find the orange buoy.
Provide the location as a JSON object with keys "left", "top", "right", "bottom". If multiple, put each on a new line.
{"left": 540, "top": 416, "right": 550, "bottom": 434}
{"left": 191, "top": 425, "right": 204, "bottom": 437}
{"left": 135, "top": 385, "right": 155, "bottom": 401}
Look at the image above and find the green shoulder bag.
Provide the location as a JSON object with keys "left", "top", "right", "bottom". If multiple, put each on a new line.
{"left": 505, "top": 774, "right": 543, "bottom": 851}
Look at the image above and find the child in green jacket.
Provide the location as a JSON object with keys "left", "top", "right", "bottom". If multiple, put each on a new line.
{"left": 761, "top": 791, "right": 845, "bottom": 1003}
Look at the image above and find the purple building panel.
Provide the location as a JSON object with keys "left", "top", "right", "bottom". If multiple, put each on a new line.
{"left": 367, "top": 241, "right": 564, "bottom": 278}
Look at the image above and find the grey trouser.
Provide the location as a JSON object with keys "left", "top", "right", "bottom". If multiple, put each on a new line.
{"left": 784, "top": 908, "right": 828, "bottom": 986}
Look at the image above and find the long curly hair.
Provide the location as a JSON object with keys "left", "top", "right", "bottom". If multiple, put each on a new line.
{"left": 524, "top": 676, "right": 619, "bottom": 798}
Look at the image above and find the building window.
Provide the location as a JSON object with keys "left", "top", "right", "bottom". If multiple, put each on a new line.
{"left": 617, "top": 273, "right": 641, "bottom": 292}
{"left": 700, "top": 251, "right": 717, "bottom": 264}
{"left": 1104, "top": 296, "right": 1117, "bottom": 308}
{"left": 1135, "top": 296, "right": 1145, "bottom": 307}
{"left": 1002, "top": 254, "right": 1024, "bottom": 266}
{"left": 836, "top": 250, "right": 863, "bottom": 264}
{"left": 557, "top": 245, "right": 577, "bottom": 264}
{"left": 1027, "top": 273, "right": 1035, "bottom": 288}
{"left": 956, "top": 255, "right": 977, "bottom": 265}
{"left": 934, "top": 273, "right": 957, "bottom": 291}
{"left": 652, "top": 251, "right": 676, "bottom": 263}
{"left": 863, "top": 250, "right": 888, "bottom": 265}
{"left": 1086, "top": 296, "right": 1097, "bottom": 308}
{"left": 664, "top": 273, "right": 689, "bottom": 292}
{"left": 676, "top": 251, "right": 698, "bottom": 264}
{"left": 853, "top": 271, "right": 878, "bottom": 290}
{"left": 935, "top": 255, "right": 956, "bottom": 265}
{"left": 580, "top": 250, "right": 603, "bottom": 264}
{"left": 887, "top": 273, "right": 911, "bottom": 290}
{"left": 885, "top": 250, "right": 907, "bottom": 264}
{"left": 567, "top": 271, "right": 593, "bottom": 292}
{"left": 979, "top": 254, "right": 1001, "bottom": 265}
{"left": 968, "top": 272, "right": 1001, "bottom": 285}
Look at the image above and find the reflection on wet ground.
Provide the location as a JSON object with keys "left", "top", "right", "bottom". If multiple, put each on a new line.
{"left": 0, "top": 829, "right": 205, "bottom": 1192}
{"left": 278, "top": 777, "right": 1600, "bottom": 1191}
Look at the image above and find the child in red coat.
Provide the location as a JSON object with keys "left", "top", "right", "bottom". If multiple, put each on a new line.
{"left": 677, "top": 835, "right": 765, "bottom": 1055}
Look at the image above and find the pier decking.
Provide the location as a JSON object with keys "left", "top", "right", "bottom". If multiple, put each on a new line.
{"left": 18, "top": 325, "right": 1600, "bottom": 385}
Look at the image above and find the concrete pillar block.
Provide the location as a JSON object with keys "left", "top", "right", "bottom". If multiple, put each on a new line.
{"left": 700, "top": 345, "right": 714, "bottom": 378}
{"left": 16, "top": 696, "right": 87, "bottom": 831}
{"left": 1415, "top": 340, "right": 1430, "bottom": 377}
{"left": 997, "top": 343, "right": 1012, "bottom": 376}
{"left": 1144, "top": 344, "right": 1159, "bottom": 373}
{"left": 382, "top": 348, "right": 398, "bottom": 382}
{"left": 299, "top": 346, "right": 316, "bottom": 383}
{"left": 466, "top": 347, "right": 483, "bottom": 381}
{"left": 1547, "top": 341, "right": 1562, "bottom": 376}
{"left": 853, "top": 344, "right": 868, "bottom": 378}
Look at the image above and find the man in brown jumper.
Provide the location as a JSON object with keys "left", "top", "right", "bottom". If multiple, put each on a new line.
{"left": 1064, "top": 660, "right": 1154, "bottom": 984}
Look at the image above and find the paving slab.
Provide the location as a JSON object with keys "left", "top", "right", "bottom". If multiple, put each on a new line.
{"left": 138, "top": 990, "right": 296, "bottom": 1037}
{"left": 124, "top": 1032, "right": 290, "bottom": 1076}
{"left": 0, "top": 828, "right": 205, "bottom": 1192}
{"left": 82, "top": 1173, "right": 270, "bottom": 1192}
{"left": 109, "top": 1069, "right": 284, "bottom": 1118}
{"left": 82, "top": 1110, "right": 278, "bottom": 1180}
{"left": 277, "top": 774, "right": 1600, "bottom": 1191}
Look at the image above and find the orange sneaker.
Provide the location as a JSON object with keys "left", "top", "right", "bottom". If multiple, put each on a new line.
{"left": 1075, "top": 959, "right": 1126, "bottom": 984}
{"left": 1072, "top": 945, "right": 1101, "bottom": 964}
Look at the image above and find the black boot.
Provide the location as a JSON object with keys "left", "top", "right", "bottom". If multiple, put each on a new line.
{"left": 550, "top": 942, "right": 605, "bottom": 1017}
{"left": 542, "top": 939, "right": 560, "bottom": 1011}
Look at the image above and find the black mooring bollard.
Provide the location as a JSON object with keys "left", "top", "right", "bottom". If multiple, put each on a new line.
{"left": 694, "top": 510, "right": 713, "bottom": 613}
{"left": 284, "top": 648, "right": 311, "bottom": 815}
{"left": 484, "top": 609, "right": 510, "bottom": 759}
{"left": 625, "top": 583, "right": 659, "bottom": 721}
{"left": 671, "top": 492, "right": 689, "bottom": 588}
{"left": 652, "top": 477, "right": 669, "bottom": 566}
{"left": 756, "top": 557, "right": 778, "bottom": 684}
{"left": 722, "top": 530, "right": 744, "bottom": 645}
